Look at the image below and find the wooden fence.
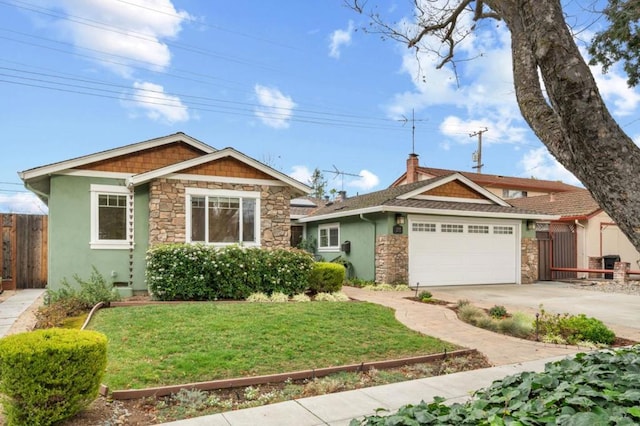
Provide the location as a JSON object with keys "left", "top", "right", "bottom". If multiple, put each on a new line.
{"left": 1, "top": 214, "right": 48, "bottom": 290}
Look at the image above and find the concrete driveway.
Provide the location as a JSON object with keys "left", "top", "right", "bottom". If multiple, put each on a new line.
{"left": 423, "top": 282, "right": 640, "bottom": 341}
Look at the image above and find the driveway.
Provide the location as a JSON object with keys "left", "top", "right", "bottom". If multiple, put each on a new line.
{"left": 423, "top": 282, "right": 640, "bottom": 341}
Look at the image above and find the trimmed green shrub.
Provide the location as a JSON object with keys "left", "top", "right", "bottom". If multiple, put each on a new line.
{"left": 0, "top": 329, "right": 107, "bottom": 426}
{"left": 418, "top": 290, "right": 432, "bottom": 301}
{"left": 146, "top": 244, "right": 314, "bottom": 301}
{"left": 308, "top": 262, "right": 345, "bottom": 293}
{"left": 488, "top": 305, "right": 507, "bottom": 319}
{"left": 536, "top": 306, "right": 616, "bottom": 345}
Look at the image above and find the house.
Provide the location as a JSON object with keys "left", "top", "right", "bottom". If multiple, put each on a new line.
{"left": 19, "top": 132, "right": 310, "bottom": 296}
{"left": 509, "top": 190, "right": 640, "bottom": 279}
{"left": 392, "top": 153, "right": 581, "bottom": 199}
{"left": 298, "top": 173, "right": 557, "bottom": 286}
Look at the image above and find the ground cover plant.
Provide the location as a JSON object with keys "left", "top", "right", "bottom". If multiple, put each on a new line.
{"left": 352, "top": 345, "right": 640, "bottom": 425}
{"left": 88, "top": 302, "right": 458, "bottom": 390}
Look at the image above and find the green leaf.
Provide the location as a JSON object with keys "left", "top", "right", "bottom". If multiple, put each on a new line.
{"left": 628, "top": 406, "right": 640, "bottom": 418}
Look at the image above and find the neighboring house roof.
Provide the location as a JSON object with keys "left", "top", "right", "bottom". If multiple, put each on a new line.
{"left": 299, "top": 173, "right": 557, "bottom": 223}
{"left": 290, "top": 196, "right": 323, "bottom": 218}
{"left": 392, "top": 165, "right": 581, "bottom": 193}
{"left": 19, "top": 133, "right": 311, "bottom": 202}
{"left": 508, "top": 189, "right": 602, "bottom": 219}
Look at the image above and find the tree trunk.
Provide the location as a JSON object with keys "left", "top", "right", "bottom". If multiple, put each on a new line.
{"left": 490, "top": 0, "right": 640, "bottom": 253}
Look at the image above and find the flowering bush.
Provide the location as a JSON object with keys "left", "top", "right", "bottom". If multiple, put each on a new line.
{"left": 146, "top": 244, "right": 314, "bottom": 301}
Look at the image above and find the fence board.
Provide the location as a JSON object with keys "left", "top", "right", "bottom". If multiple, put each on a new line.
{"left": 0, "top": 214, "right": 47, "bottom": 290}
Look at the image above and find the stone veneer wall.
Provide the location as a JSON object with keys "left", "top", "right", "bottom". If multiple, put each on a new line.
{"left": 148, "top": 178, "right": 291, "bottom": 248}
{"left": 375, "top": 234, "right": 408, "bottom": 284}
{"left": 520, "top": 237, "right": 538, "bottom": 284}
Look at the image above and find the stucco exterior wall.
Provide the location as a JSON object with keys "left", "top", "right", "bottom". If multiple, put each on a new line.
{"left": 588, "top": 211, "right": 640, "bottom": 268}
{"left": 48, "top": 175, "right": 149, "bottom": 292}
{"left": 148, "top": 178, "right": 292, "bottom": 248}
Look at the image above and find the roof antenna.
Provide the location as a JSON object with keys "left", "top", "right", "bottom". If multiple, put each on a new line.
{"left": 398, "top": 109, "right": 427, "bottom": 154}
{"left": 470, "top": 127, "right": 488, "bottom": 174}
{"left": 322, "top": 165, "right": 361, "bottom": 191}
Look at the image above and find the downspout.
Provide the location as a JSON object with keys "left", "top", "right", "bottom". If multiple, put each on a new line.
{"left": 359, "top": 214, "right": 376, "bottom": 281}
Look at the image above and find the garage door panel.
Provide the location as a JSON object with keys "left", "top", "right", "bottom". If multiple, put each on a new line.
{"left": 408, "top": 216, "right": 519, "bottom": 286}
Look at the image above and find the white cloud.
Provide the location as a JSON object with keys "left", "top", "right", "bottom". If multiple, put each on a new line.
{"left": 329, "top": 20, "right": 354, "bottom": 59}
{"left": 254, "top": 85, "right": 296, "bottom": 129}
{"left": 591, "top": 66, "right": 640, "bottom": 116}
{"left": 519, "top": 147, "right": 581, "bottom": 186}
{"left": 127, "top": 81, "right": 189, "bottom": 124}
{"left": 348, "top": 170, "right": 380, "bottom": 190}
{"left": 289, "top": 165, "right": 312, "bottom": 184}
{"left": 0, "top": 193, "right": 48, "bottom": 214}
{"left": 45, "top": 0, "right": 190, "bottom": 77}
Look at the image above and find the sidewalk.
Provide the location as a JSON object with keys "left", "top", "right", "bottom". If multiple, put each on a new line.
{"left": 0, "top": 289, "right": 45, "bottom": 337}
{"left": 161, "top": 355, "right": 571, "bottom": 426}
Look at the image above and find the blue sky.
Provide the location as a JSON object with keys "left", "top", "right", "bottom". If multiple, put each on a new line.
{"left": 2, "top": 0, "right": 639, "bottom": 214}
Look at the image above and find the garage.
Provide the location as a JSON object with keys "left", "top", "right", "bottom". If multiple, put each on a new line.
{"left": 408, "top": 215, "right": 521, "bottom": 286}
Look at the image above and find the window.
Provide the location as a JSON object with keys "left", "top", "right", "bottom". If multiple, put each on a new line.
{"left": 468, "top": 225, "right": 489, "bottom": 234}
{"left": 186, "top": 189, "right": 260, "bottom": 245}
{"left": 90, "top": 185, "right": 132, "bottom": 249}
{"left": 494, "top": 226, "right": 514, "bottom": 235}
{"left": 502, "top": 189, "right": 527, "bottom": 199}
{"left": 318, "top": 223, "right": 340, "bottom": 251}
{"left": 441, "top": 224, "right": 464, "bottom": 233}
{"left": 412, "top": 223, "right": 436, "bottom": 232}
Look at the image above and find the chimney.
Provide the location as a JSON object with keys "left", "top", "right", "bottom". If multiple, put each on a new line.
{"left": 549, "top": 193, "right": 555, "bottom": 202}
{"left": 406, "top": 153, "right": 419, "bottom": 184}
{"left": 337, "top": 190, "right": 347, "bottom": 202}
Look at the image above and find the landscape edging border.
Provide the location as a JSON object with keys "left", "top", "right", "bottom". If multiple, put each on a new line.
{"left": 102, "top": 348, "right": 479, "bottom": 400}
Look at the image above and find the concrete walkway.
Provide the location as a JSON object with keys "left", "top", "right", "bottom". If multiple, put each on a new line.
{"left": 0, "top": 289, "right": 45, "bottom": 337}
{"left": 342, "top": 286, "right": 580, "bottom": 366}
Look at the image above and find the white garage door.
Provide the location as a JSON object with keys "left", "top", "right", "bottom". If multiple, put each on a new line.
{"left": 408, "top": 215, "right": 520, "bottom": 286}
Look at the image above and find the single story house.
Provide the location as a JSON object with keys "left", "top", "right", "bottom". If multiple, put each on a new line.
{"left": 298, "top": 173, "right": 557, "bottom": 286}
{"left": 19, "top": 132, "right": 310, "bottom": 296}
{"left": 509, "top": 190, "right": 640, "bottom": 279}
{"left": 392, "top": 153, "right": 581, "bottom": 199}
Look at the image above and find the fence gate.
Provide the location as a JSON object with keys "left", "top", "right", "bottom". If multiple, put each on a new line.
{"left": 0, "top": 214, "right": 48, "bottom": 290}
{"left": 536, "top": 222, "right": 577, "bottom": 280}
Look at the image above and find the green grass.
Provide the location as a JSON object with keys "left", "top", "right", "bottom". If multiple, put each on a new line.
{"left": 88, "top": 302, "right": 457, "bottom": 390}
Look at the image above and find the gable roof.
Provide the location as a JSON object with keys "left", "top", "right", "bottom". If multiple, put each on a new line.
{"left": 19, "top": 133, "right": 311, "bottom": 202}
{"left": 19, "top": 132, "right": 214, "bottom": 182}
{"left": 392, "top": 165, "right": 581, "bottom": 193}
{"left": 128, "top": 147, "right": 310, "bottom": 195}
{"left": 299, "top": 174, "right": 557, "bottom": 223}
{"left": 508, "top": 189, "right": 602, "bottom": 219}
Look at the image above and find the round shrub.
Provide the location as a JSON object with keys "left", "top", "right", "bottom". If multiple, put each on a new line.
{"left": 560, "top": 314, "right": 616, "bottom": 345}
{"left": 0, "top": 328, "right": 107, "bottom": 426}
{"left": 308, "top": 262, "right": 345, "bottom": 293}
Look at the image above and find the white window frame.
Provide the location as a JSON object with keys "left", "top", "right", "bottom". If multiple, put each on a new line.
{"left": 318, "top": 223, "right": 340, "bottom": 252}
{"left": 185, "top": 188, "right": 261, "bottom": 247}
{"left": 90, "top": 184, "right": 132, "bottom": 250}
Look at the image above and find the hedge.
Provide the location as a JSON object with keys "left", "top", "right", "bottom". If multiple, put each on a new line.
{"left": 308, "top": 261, "right": 346, "bottom": 293}
{"left": 146, "top": 244, "right": 315, "bottom": 301}
{"left": 0, "top": 329, "right": 107, "bottom": 426}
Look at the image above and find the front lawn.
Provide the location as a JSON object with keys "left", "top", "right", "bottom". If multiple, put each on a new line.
{"left": 88, "top": 302, "right": 458, "bottom": 390}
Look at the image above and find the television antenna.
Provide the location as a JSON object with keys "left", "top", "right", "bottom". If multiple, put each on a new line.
{"left": 322, "top": 165, "right": 361, "bottom": 191}
{"left": 398, "top": 109, "right": 428, "bottom": 154}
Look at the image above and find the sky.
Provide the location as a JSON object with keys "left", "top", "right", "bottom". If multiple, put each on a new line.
{"left": 1, "top": 0, "right": 639, "bottom": 214}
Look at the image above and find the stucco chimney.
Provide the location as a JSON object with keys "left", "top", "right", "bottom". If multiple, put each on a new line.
{"left": 337, "top": 190, "right": 347, "bottom": 202}
{"left": 549, "top": 193, "right": 555, "bottom": 202}
{"left": 406, "top": 153, "right": 419, "bottom": 184}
